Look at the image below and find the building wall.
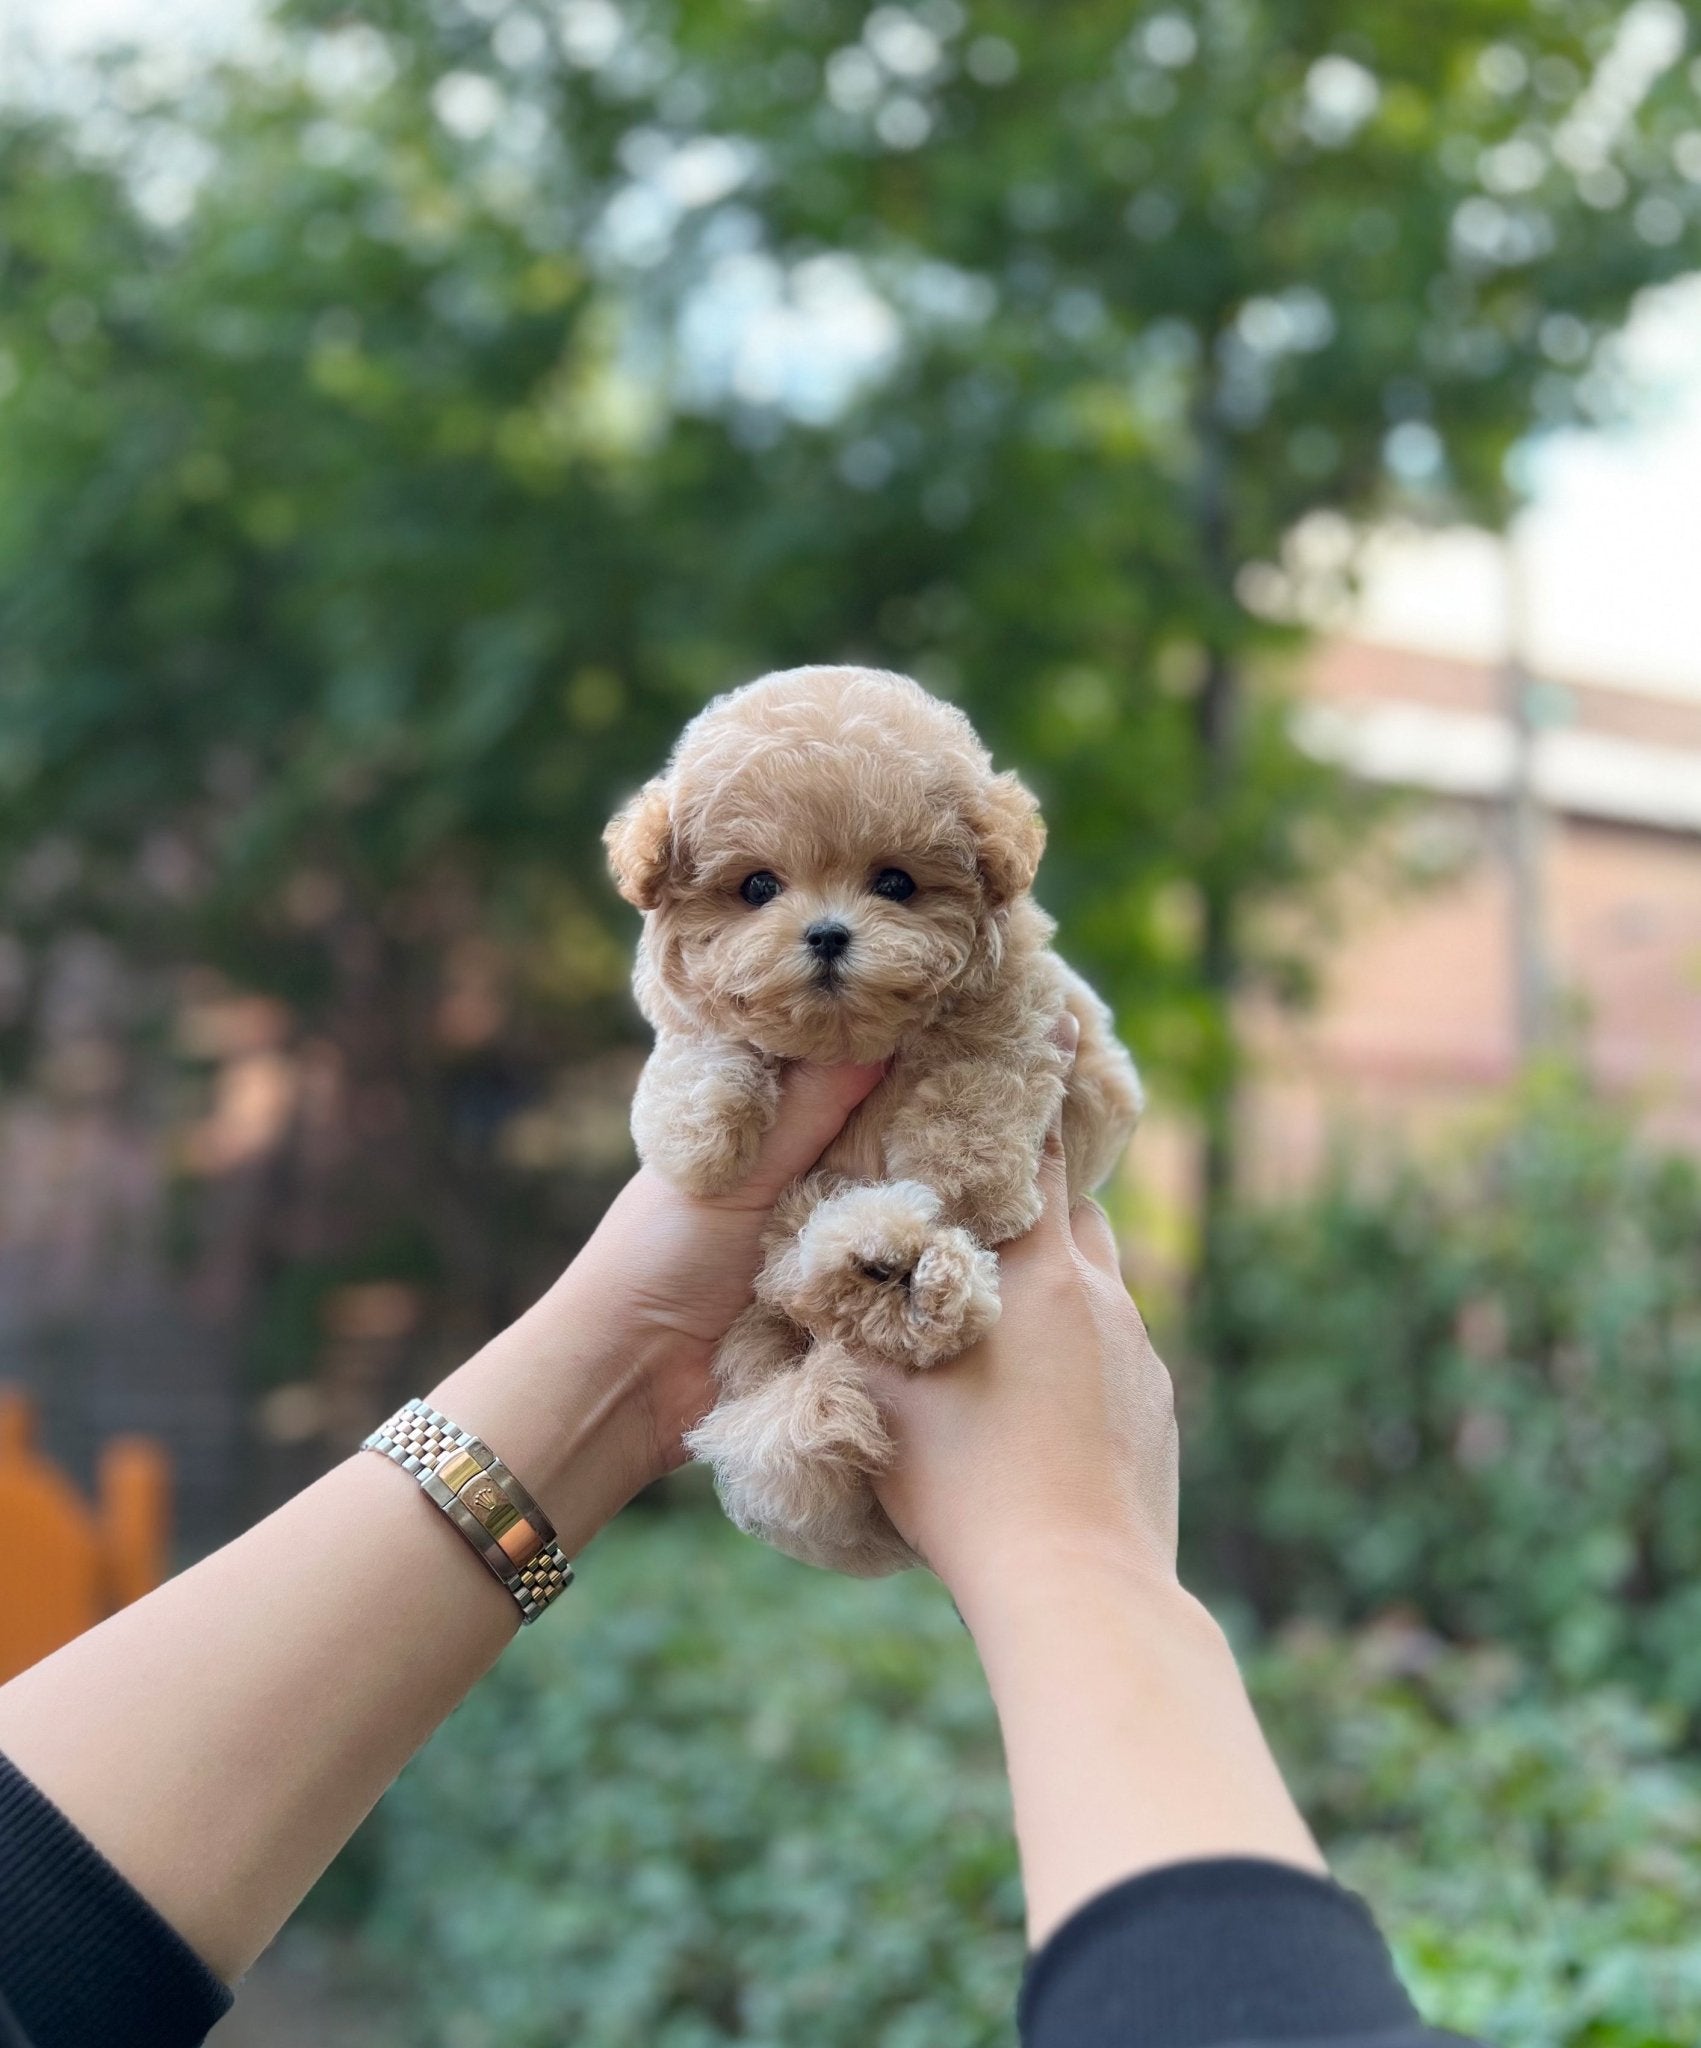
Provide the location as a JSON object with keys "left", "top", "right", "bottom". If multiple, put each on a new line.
{"left": 1239, "top": 641, "right": 1701, "bottom": 1195}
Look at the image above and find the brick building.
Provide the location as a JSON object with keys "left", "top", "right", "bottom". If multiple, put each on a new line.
{"left": 1237, "top": 637, "right": 1701, "bottom": 1193}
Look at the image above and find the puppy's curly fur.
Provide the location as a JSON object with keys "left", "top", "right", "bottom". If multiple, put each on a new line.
{"left": 607, "top": 666, "right": 1143, "bottom": 1574}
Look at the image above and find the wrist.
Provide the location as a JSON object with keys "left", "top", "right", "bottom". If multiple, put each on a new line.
{"left": 936, "top": 1518, "right": 1183, "bottom": 1629}
{"left": 951, "top": 1534, "right": 1325, "bottom": 1941}
{"left": 948, "top": 1526, "right": 1196, "bottom": 1648}
{"left": 425, "top": 1269, "right": 684, "bottom": 1559}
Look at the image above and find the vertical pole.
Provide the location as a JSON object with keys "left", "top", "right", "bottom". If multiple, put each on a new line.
{"left": 1191, "top": 378, "right": 1240, "bottom": 1246}
{"left": 1502, "top": 528, "right": 1549, "bottom": 1062}
{"left": 1188, "top": 370, "right": 1275, "bottom": 1618}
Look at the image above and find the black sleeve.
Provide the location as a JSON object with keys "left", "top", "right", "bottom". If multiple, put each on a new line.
{"left": 1019, "top": 1857, "right": 1481, "bottom": 2048}
{"left": 0, "top": 1752, "right": 232, "bottom": 2048}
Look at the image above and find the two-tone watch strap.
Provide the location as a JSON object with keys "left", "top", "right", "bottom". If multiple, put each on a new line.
{"left": 362, "top": 1398, "right": 574, "bottom": 1624}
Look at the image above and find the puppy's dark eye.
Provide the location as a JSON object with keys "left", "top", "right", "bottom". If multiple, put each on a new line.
{"left": 740, "top": 870, "right": 783, "bottom": 906}
{"left": 871, "top": 868, "right": 916, "bottom": 902}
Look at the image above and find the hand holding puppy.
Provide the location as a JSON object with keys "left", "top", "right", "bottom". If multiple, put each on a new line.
{"left": 873, "top": 1024, "right": 1180, "bottom": 1610}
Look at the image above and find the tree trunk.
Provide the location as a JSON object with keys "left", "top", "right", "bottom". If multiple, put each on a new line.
{"left": 1501, "top": 532, "right": 1551, "bottom": 1062}
{"left": 1190, "top": 379, "right": 1239, "bottom": 1235}
{"left": 1194, "top": 640, "right": 1239, "bottom": 1237}
{"left": 1188, "top": 380, "right": 1276, "bottom": 1619}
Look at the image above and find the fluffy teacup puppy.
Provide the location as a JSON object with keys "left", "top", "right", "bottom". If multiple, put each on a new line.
{"left": 606, "top": 666, "right": 1143, "bottom": 1575}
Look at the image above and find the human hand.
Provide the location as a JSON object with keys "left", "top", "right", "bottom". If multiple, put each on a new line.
{"left": 873, "top": 1064, "right": 1179, "bottom": 1616}
{"left": 432, "top": 1058, "right": 884, "bottom": 1545}
{"left": 568, "top": 1058, "right": 887, "bottom": 1459}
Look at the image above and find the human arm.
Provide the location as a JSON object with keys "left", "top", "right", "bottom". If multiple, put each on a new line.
{"left": 874, "top": 1099, "right": 1322, "bottom": 1947}
{"left": 0, "top": 1057, "right": 882, "bottom": 1999}
{"left": 872, "top": 1077, "right": 1477, "bottom": 2047}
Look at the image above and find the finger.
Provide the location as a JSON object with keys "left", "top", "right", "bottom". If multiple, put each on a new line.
{"left": 1049, "top": 1009, "right": 1081, "bottom": 1063}
{"left": 1070, "top": 1196, "right": 1124, "bottom": 1280}
{"left": 1030, "top": 1013, "right": 1079, "bottom": 1248}
{"left": 744, "top": 1059, "right": 885, "bottom": 1201}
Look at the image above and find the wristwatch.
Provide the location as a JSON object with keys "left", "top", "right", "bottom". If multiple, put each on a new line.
{"left": 362, "top": 1398, "right": 575, "bottom": 1624}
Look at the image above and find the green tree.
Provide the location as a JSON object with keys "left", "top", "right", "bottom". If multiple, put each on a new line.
{"left": 636, "top": 0, "right": 1697, "bottom": 1585}
{"left": 1, "top": 1, "right": 1696, "bottom": 1515}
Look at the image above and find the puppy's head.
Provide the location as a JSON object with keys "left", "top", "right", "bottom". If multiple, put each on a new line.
{"left": 605, "top": 666, "right": 1043, "bottom": 1062}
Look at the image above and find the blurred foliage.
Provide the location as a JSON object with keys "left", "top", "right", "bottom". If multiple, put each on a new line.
{"left": 357, "top": 1511, "right": 1025, "bottom": 2048}
{"left": 348, "top": 1511, "right": 1701, "bottom": 2048}
{"left": 3, "top": 0, "right": 1699, "bottom": 1322}
{"left": 1187, "top": 1081, "right": 1701, "bottom": 1708}
{"left": 1261, "top": 1624, "right": 1701, "bottom": 2048}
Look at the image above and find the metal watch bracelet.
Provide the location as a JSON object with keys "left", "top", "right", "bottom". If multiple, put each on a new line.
{"left": 361, "top": 1398, "right": 575, "bottom": 1624}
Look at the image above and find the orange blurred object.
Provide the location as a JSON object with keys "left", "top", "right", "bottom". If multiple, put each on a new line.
{"left": 0, "top": 1385, "right": 171, "bottom": 1685}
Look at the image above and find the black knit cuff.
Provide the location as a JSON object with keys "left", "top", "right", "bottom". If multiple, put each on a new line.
{"left": 1019, "top": 1857, "right": 1444, "bottom": 2048}
{"left": 0, "top": 1751, "right": 232, "bottom": 2048}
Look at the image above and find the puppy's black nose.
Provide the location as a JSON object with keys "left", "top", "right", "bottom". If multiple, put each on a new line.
{"left": 804, "top": 920, "right": 851, "bottom": 963}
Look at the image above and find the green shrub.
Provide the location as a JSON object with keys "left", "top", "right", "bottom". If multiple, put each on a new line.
{"left": 349, "top": 1513, "right": 1701, "bottom": 2048}
{"left": 1256, "top": 1625, "right": 1701, "bottom": 2048}
{"left": 1188, "top": 1089, "right": 1701, "bottom": 1707}
{"left": 357, "top": 1512, "right": 1023, "bottom": 2048}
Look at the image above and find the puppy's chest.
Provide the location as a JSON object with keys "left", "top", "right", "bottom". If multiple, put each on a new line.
{"left": 809, "top": 1052, "right": 956, "bottom": 1185}
{"left": 814, "top": 1094, "right": 894, "bottom": 1184}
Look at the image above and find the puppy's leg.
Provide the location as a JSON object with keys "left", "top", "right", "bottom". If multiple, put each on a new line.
{"left": 884, "top": 1051, "right": 1065, "bottom": 1246}
{"left": 687, "top": 1336, "right": 903, "bottom": 1561}
{"left": 693, "top": 1290, "right": 915, "bottom": 1574}
{"left": 631, "top": 1032, "right": 780, "bottom": 1196}
{"left": 883, "top": 980, "right": 1140, "bottom": 1235}
{"left": 763, "top": 1179, "right": 1000, "bottom": 1371}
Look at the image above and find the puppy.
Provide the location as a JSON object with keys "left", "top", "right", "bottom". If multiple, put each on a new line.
{"left": 605, "top": 666, "right": 1143, "bottom": 1574}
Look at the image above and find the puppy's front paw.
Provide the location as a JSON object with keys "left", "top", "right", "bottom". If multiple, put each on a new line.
{"left": 632, "top": 1052, "right": 779, "bottom": 1196}
{"left": 779, "top": 1180, "right": 1000, "bottom": 1369}
{"left": 905, "top": 1231, "right": 1001, "bottom": 1365}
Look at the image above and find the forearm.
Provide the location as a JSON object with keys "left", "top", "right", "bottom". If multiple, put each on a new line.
{"left": 956, "top": 1546, "right": 1325, "bottom": 1946}
{"left": 0, "top": 1452, "right": 514, "bottom": 1982}
{"left": 0, "top": 1262, "right": 670, "bottom": 1983}
{"left": 0, "top": 1057, "right": 876, "bottom": 2002}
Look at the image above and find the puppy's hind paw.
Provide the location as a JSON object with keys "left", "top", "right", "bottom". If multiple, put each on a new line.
{"left": 686, "top": 1351, "right": 892, "bottom": 1548}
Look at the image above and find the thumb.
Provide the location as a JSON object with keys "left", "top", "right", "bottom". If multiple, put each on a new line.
{"left": 741, "top": 1060, "right": 886, "bottom": 1203}
{"left": 1030, "top": 1011, "right": 1079, "bottom": 1249}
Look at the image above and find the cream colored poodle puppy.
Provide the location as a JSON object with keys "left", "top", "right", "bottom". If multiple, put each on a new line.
{"left": 606, "top": 666, "right": 1142, "bottom": 1575}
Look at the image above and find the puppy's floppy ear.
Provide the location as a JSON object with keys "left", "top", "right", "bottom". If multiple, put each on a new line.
{"left": 604, "top": 777, "right": 674, "bottom": 909}
{"left": 970, "top": 769, "right": 1045, "bottom": 907}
